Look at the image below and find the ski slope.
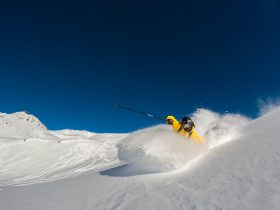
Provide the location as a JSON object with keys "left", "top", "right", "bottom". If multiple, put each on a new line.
{"left": 0, "top": 108, "right": 280, "bottom": 210}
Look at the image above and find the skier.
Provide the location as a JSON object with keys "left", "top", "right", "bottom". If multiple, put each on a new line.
{"left": 166, "top": 115, "right": 203, "bottom": 143}
{"left": 114, "top": 104, "right": 204, "bottom": 143}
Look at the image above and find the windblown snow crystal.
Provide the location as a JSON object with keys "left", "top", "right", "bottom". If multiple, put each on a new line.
{"left": 117, "top": 109, "right": 251, "bottom": 173}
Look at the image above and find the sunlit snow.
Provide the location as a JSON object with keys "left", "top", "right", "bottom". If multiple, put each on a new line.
{"left": 1, "top": 108, "right": 280, "bottom": 210}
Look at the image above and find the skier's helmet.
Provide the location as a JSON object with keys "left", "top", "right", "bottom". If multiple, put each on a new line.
{"left": 181, "top": 116, "right": 194, "bottom": 132}
{"left": 181, "top": 116, "right": 191, "bottom": 124}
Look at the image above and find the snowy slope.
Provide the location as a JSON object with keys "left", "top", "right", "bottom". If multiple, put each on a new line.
{"left": 0, "top": 134, "right": 125, "bottom": 186}
{"left": 0, "top": 108, "right": 280, "bottom": 210}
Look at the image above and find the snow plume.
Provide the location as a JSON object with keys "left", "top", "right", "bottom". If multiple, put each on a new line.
{"left": 192, "top": 109, "right": 251, "bottom": 149}
{"left": 117, "top": 125, "right": 208, "bottom": 173}
{"left": 117, "top": 109, "right": 251, "bottom": 174}
{"left": 257, "top": 97, "right": 280, "bottom": 116}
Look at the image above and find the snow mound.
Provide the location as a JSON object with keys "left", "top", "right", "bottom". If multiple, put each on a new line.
{"left": 0, "top": 112, "right": 57, "bottom": 140}
{"left": 117, "top": 109, "right": 251, "bottom": 174}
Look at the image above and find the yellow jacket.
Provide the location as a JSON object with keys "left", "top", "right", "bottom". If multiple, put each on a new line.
{"left": 166, "top": 116, "right": 204, "bottom": 143}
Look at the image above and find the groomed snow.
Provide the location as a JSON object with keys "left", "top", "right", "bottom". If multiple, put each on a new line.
{"left": 0, "top": 108, "right": 280, "bottom": 210}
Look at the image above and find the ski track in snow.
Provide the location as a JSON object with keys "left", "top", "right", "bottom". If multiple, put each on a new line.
{"left": 0, "top": 135, "right": 125, "bottom": 186}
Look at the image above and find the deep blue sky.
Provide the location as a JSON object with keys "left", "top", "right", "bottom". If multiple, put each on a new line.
{"left": 0, "top": 0, "right": 279, "bottom": 132}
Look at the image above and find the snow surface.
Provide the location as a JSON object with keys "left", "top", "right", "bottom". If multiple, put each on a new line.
{"left": 0, "top": 108, "right": 280, "bottom": 210}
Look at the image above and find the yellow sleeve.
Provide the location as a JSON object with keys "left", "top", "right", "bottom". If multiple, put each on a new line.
{"left": 172, "top": 121, "right": 182, "bottom": 132}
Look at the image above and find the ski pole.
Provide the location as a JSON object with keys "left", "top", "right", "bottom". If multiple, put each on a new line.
{"left": 114, "top": 104, "right": 166, "bottom": 122}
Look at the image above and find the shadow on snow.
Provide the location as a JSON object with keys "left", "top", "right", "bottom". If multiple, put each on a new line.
{"left": 100, "top": 164, "right": 162, "bottom": 177}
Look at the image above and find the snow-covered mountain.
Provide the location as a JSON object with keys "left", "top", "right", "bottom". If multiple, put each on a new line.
{"left": 0, "top": 108, "right": 280, "bottom": 210}
{"left": 0, "top": 111, "right": 57, "bottom": 140}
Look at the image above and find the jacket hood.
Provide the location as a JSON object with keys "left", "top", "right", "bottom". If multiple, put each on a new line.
{"left": 166, "top": 116, "right": 177, "bottom": 121}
